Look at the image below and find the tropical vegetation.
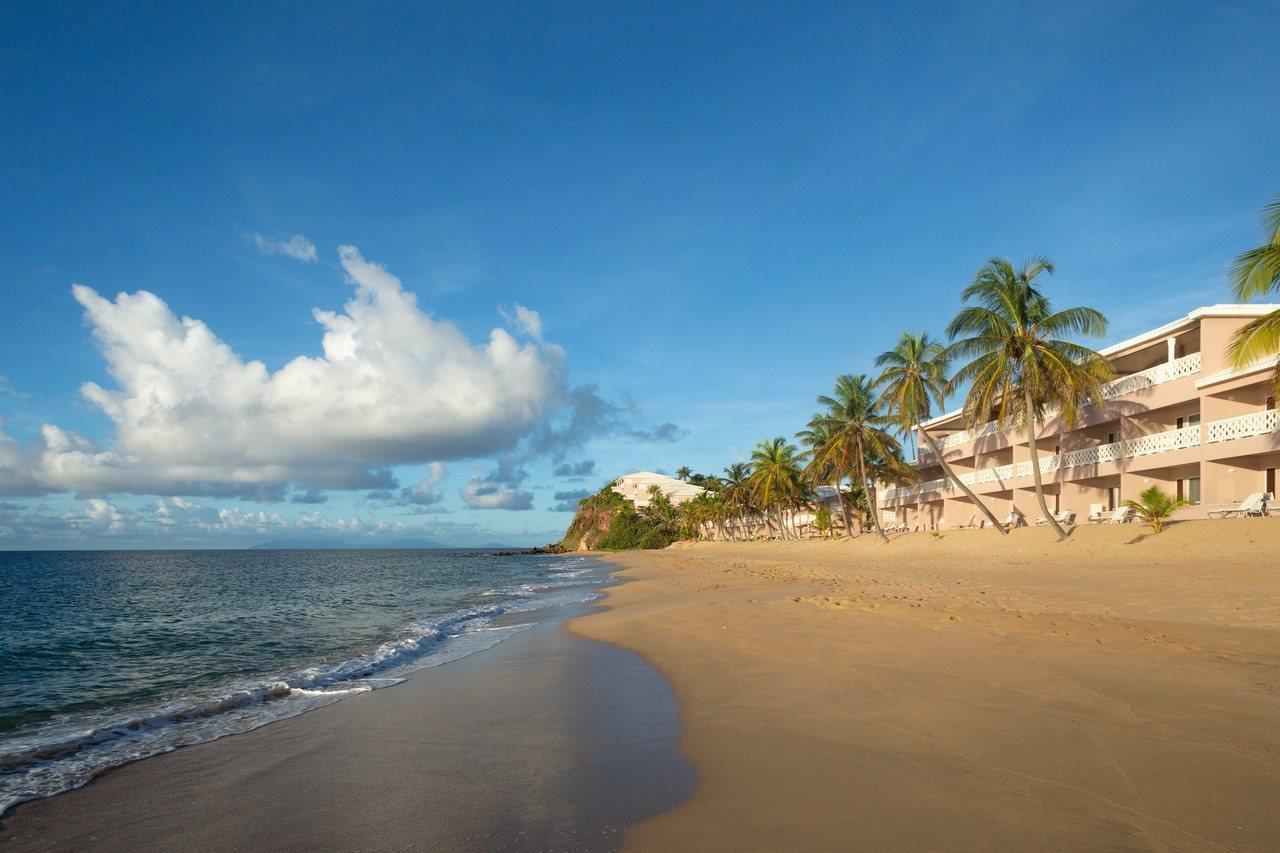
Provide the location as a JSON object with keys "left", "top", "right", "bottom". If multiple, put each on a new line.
{"left": 1228, "top": 193, "right": 1280, "bottom": 395}
{"left": 559, "top": 210, "right": 1280, "bottom": 549}
{"left": 874, "top": 331, "right": 1007, "bottom": 534}
{"left": 945, "top": 257, "right": 1111, "bottom": 540}
{"left": 1124, "top": 486, "right": 1188, "bottom": 535}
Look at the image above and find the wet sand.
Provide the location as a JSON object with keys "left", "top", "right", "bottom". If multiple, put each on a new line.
{"left": 0, "top": 599, "right": 694, "bottom": 851}
{"left": 570, "top": 520, "right": 1280, "bottom": 850}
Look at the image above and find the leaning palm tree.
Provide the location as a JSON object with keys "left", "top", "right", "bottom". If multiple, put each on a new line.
{"left": 797, "top": 416, "right": 853, "bottom": 539}
{"left": 1228, "top": 193, "right": 1280, "bottom": 395}
{"left": 810, "top": 374, "right": 905, "bottom": 543}
{"left": 875, "top": 331, "right": 1007, "bottom": 534}
{"left": 748, "top": 437, "right": 803, "bottom": 539}
{"left": 946, "top": 257, "right": 1113, "bottom": 541}
{"left": 1124, "top": 485, "right": 1187, "bottom": 535}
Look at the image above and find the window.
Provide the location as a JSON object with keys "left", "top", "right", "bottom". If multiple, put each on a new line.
{"left": 1268, "top": 469, "right": 1277, "bottom": 498}
{"left": 1107, "top": 486, "right": 1119, "bottom": 511}
{"left": 1179, "top": 477, "right": 1201, "bottom": 505}
{"left": 1188, "top": 413, "right": 1200, "bottom": 427}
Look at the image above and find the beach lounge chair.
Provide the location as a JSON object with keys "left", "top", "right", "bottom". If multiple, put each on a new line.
{"left": 1108, "top": 506, "right": 1134, "bottom": 524}
{"left": 1002, "top": 509, "right": 1026, "bottom": 528}
{"left": 1036, "top": 509, "right": 1074, "bottom": 526}
{"left": 1086, "top": 503, "right": 1106, "bottom": 524}
{"left": 1208, "top": 493, "right": 1267, "bottom": 518}
{"left": 961, "top": 514, "right": 978, "bottom": 529}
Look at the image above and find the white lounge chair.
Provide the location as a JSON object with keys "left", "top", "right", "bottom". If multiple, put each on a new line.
{"left": 961, "top": 514, "right": 978, "bottom": 529}
{"left": 1208, "top": 493, "right": 1267, "bottom": 518}
{"left": 1002, "top": 509, "right": 1026, "bottom": 528}
{"left": 1108, "top": 506, "right": 1134, "bottom": 524}
{"left": 1086, "top": 503, "right": 1106, "bottom": 524}
{"left": 1036, "top": 509, "right": 1074, "bottom": 526}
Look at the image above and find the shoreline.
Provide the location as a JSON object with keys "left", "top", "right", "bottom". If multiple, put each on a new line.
{"left": 0, "top": 572, "right": 695, "bottom": 850}
{"left": 568, "top": 519, "right": 1280, "bottom": 849}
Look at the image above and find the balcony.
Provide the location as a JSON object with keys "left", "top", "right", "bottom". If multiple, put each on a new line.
{"left": 925, "top": 352, "right": 1203, "bottom": 458}
{"left": 883, "top": 424, "right": 1202, "bottom": 505}
{"left": 1098, "top": 352, "right": 1202, "bottom": 401}
{"left": 1206, "top": 409, "right": 1280, "bottom": 443}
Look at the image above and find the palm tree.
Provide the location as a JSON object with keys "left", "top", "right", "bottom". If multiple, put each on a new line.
{"left": 721, "top": 462, "right": 754, "bottom": 539}
{"left": 675, "top": 466, "right": 693, "bottom": 482}
{"left": 946, "top": 257, "right": 1112, "bottom": 541}
{"left": 1124, "top": 485, "right": 1187, "bottom": 535}
{"left": 748, "top": 437, "right": 803, "bottom": 539}
{"left": 1228, "top": 193, "right": 1280, "bottom": 395}
{"left": 797, "top": 415, "right": 853, "bottom": 539}
{"left": 810, "top": 374, "right": 905, "bottom": 543}
{"left": 680, "top": 491, "right": 721, "bottom": 540}
{"left": 875, "top": 331, "right": 1007, "bottom": 534}
{"left": 814, "top": 506, "right": 832, "bottom": 539}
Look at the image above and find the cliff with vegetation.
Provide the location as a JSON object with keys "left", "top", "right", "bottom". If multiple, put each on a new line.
{"left": 552, "top": 485, "right": 680, "bottom": 552}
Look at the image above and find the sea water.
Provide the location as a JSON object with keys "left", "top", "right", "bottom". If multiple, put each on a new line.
{"left": 0, "top": 548, "right": 600, "bottom": 816}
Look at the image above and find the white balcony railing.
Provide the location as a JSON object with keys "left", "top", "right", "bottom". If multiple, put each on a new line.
{"left": 1100, "top": 352, "right": 1202, "bottom": 401}
{"left": 1206, "top": 409, "right": 1280, "bottom": 443}
{"left": 1060, "top": 440, "right": 1124, "bottom": 468}
{"left": 882, "top": 424, "right": 1203, "bottom": 506}
{"left": 924, "top": 352, "right": 1203, "bottom": 458}
{"left": 1124, "top": 424, "right": 1202, "bottom": 457}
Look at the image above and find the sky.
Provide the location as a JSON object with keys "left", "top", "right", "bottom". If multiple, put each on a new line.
{"left": 1, "top": 1, "right": 1278, "bottom": 548}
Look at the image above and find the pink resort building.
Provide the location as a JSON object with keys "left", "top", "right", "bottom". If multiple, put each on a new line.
{"left": 880, "top": 304, "right": 1280, "bottom": 528}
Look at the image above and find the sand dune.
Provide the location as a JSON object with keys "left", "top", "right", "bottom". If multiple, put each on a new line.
{"left": 571, "top": 520, "right": 1280, "bottom": 850}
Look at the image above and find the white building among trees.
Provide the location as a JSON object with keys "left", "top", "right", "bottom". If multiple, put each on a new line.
{"left": 612, "top": 471, "right": 706, "bottom": 508}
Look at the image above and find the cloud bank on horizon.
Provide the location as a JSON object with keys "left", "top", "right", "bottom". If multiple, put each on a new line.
{"left": 0, "top": 246, "right": 681, "bottom": 518}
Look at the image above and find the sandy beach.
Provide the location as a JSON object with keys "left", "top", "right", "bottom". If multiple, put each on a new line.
{"left": 570, "top": 519, "right": 1280, "bottom": 850}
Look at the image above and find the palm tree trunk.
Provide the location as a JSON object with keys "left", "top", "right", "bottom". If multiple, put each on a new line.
{"left": 835, "top": 482, "right": 852, "bottom": 539}
{"left": 1023, "top": 385, "right": 1067, "bottom": 541}
{"left": 920, "top": 429, "right": 1007, "bottom": 534}
{"left": 856, "top": 443, "right": 890, "bottom": 543}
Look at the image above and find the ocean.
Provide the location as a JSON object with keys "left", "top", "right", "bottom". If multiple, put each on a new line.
{"left": 0, "top": 548, "right": 601, "bottom": 817}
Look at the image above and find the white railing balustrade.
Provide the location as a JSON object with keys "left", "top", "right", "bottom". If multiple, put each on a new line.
{"left": 1060, "top": 440, "right": 1123, "bottom": 468}
{"left": 1206, "top": 409, "right": 1280, "bottom": 443}
{"left": 1123, "top": 424, "right": 1202, "bottom": 457}
{"left": 881, "top": 423, "right": 1207, "bottom": 506}
{"left": 936, "top": 420, "right": 1000, "bottom": 451}
{"left": 1100, "top": 352, "right": 1202, "bottom": 401}
{"left": 922, "top": 353, "right": 1203, "bottom": 459}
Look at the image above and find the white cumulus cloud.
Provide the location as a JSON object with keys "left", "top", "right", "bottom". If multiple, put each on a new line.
{"left": 1, "top": 247, "right": 565, "bottom": 498}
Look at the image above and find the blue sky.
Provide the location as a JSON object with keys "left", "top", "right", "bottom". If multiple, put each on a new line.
{"left": 1, "top": 1, "right": 1277, "bottom": 547}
